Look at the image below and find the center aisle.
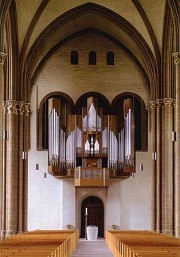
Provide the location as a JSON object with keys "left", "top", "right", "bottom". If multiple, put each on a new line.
{"left": 72, "top": 239, "right": 114, "bottom": 257}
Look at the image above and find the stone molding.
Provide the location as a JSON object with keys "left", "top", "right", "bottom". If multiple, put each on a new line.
{"left": 2, "top": 100, "right": 31, "bottom": 115}
{"left": 19, "top": 101, "right": 31, "bottom": 116}
{"left": 0, "top": 52, "right": 7, "bottom": 64}
{"left": 172, "top": 52, "right": 180, "bottom": 65}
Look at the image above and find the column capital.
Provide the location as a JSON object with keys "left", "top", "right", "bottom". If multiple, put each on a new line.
{"left": 172, "top": 52, "right": 180, "bottom": 65}
{"left": 2, "top": 100, "right": 31, "bottom": 115}
{"left": 162, "top": 98, "right": 174, "bottom": 107}
{"left": 24, "top": 103, "right": 31, "bottom": 116}
{"left": 148, "top": 101, "right": 156, "bottom": 110}
{"left": 2, "top": 100, "right": 19, "bottom": 114}
{"left": 0, "top": 52, "right": 7, "bottom": 65}
{"left": 156, "top": 99, "right": 162, "bottom": 107}
{"left": 19, "top": 101, "right": 25, "bottom": 115}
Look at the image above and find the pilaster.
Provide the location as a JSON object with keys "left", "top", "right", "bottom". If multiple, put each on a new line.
{"left": 172, "top": 52, "right": 180, "bottom": 237}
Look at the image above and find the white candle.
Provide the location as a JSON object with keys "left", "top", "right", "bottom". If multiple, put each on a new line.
{"left": 85, "top": 208, "right": 88, "bottom": 215}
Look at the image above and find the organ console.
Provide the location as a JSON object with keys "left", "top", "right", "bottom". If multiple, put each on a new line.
{"left": 48, "top": 96, "right": 135, "bottom": 185}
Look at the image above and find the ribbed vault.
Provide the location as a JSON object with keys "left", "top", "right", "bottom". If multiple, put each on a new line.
{"left": 24, "top": 3, "right": 157, "bottom": 102}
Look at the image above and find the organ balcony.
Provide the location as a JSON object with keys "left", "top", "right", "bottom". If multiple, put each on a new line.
{"left": 74, "top": 167, "right": 109, "bottom": 187}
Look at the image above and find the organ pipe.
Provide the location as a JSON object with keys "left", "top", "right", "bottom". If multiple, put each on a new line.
{"left": 119, "top": 106, "right": 135, "bottom": 170}
{"left": 47, "top": 96, "right": 135, "bottom": 176}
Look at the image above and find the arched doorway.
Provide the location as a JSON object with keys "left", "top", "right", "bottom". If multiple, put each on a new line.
{"left": 81, "top": 196, "right": 104, "bottom": 238}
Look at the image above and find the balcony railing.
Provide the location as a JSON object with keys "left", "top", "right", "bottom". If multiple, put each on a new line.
{"left": 75, "top": 167, "right": 109, "bottom": 187}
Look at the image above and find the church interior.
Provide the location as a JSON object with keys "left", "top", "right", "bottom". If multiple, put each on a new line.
{"left": 0, "top": 0, "right": 179, "bottom": 253}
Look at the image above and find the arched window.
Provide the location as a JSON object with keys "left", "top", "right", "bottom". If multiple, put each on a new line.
{"left": 71, "top": 51, "right": 78, "bottom": 65}
{"left": 107, "top": 51, "right": 114, "bottom": 65}
{"left": 89, "top": 51, "right": 96, "bottom": 65}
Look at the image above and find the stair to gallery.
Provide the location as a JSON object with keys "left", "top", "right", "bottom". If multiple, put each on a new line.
{"left": 72, "top": 239, "right": 114, "bottom": 257}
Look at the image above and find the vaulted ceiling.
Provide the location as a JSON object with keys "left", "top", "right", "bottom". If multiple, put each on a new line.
{"left": 0, "top": 0, "right": 179, "bottom": 101}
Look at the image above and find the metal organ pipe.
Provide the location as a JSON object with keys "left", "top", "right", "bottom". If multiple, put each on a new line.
{"left": 88, "top": 103, "right": 96, "bottom": 131}
{"left": 102, "top": 127, "right": 108, "bottom": 154}
{"left": 48, "top": 115, "right": 51, "bottom": 164}
{"left": 119, "top": 108, "right": 134, "bottom": 168}
{"left": 97, "top": 114, "right": 101, "bottom": 131}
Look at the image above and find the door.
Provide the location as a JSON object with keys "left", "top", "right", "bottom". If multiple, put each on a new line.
{"left": 81, "top": 196, "right": 104, "bottom": 238}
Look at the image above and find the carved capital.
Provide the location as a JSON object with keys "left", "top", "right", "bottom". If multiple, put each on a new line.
{"left": 156, "top": 99, "right": 162, "bottom": 107}
{"left": 24, "top": 103, "right": 31, "bottom": 116}
{"left": 162, "top": 98, "right": 174, "bottom": 107}
{"left": 148, "top": 101, "right": 156, "bottom": 110}
{"left": 2, "top": 100, "right": 19, "bottom": 114}
{"left": 172, "top": 52, "right": 180, "bottom": 65}
{"left": 19, "top": 101, "right": 25, "bottom": 115}
{"left": 2, "top": 100, "right": 31, "bottom": 115}
{"left": 0, "top": 52, "right": 7, "bottom": 64}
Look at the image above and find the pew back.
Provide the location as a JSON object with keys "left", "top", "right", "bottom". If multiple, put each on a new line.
{"left": 0, "top": 229, "right": 79, "bottom": 257}
{"left": 106, "top": 230, "right": 180, "bottom": 257}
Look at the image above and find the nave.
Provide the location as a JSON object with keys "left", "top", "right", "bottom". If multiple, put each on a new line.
{"left": 72, "top": 240, "right": 114, "bottom": 257}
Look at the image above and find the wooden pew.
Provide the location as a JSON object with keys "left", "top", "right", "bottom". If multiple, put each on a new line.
{"left": 0, "top": 230, "right": 79, "bottom": 257}
{"left": 106, "top": 230, "right": 180, "bottom": 257}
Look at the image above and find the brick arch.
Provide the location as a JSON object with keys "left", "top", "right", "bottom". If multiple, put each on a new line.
{"left": 75, "top": 91, "right": 111, "bottom": 115}
{"left": 38, "top": 91, "right": 74, "bottom": 110}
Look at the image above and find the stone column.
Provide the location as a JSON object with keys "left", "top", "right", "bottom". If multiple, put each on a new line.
{"left": 161, "top": 98, "right": 174, "bottom": 235}
{"left": 156, "top": 99, "right": 162, "bottom": 233}
{"left": 2, "top": 100, "right": 19, "bottom": 236}
{"left": 1, "top": 100, "right": 31, "bottom": 237}
{"left": 0, "top": 52, "right": 6, "bottom": 236}
{"left": 149, "top": 101, "right": 156, "bottom": 231}
{"left": 172, "top": 52, "right": 180, "bottom": 237}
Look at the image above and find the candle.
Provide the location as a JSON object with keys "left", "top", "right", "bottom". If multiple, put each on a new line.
{"left": 85, "top": 208, "right": 88, "bottom": 215}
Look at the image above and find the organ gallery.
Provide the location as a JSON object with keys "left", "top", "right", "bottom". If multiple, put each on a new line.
{"left": 45, "top": 95, "right": 139, "bottom": 184}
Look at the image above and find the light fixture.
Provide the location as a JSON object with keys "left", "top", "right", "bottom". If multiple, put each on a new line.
{"left": 152, "top": 152, "right": 157, "bottom": 160}
{"left": 22, "top": 151, "right": 26, "bottom": 160}
{"left": 172, "top": 131, "right": 176, "bottom": 142}
{"left": 140, "top": 164, "right": 143, "bottom": 171}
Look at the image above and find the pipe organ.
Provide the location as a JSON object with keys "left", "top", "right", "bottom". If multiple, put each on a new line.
{"left": 48, "top": 96, "right": 135, "bottom": 181}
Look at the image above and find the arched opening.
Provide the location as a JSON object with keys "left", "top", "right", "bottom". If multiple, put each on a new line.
{"left": 81, "top": 196, "right": 104, "bottom": 238}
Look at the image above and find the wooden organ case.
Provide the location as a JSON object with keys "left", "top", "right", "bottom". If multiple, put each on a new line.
{"left": 48, "top": 96, "right": 135, "bottom": 187}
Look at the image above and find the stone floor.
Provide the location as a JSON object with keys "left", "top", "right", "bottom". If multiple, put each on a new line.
{"left": 72, "top": 239, "right": 114, "bottom": 257}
